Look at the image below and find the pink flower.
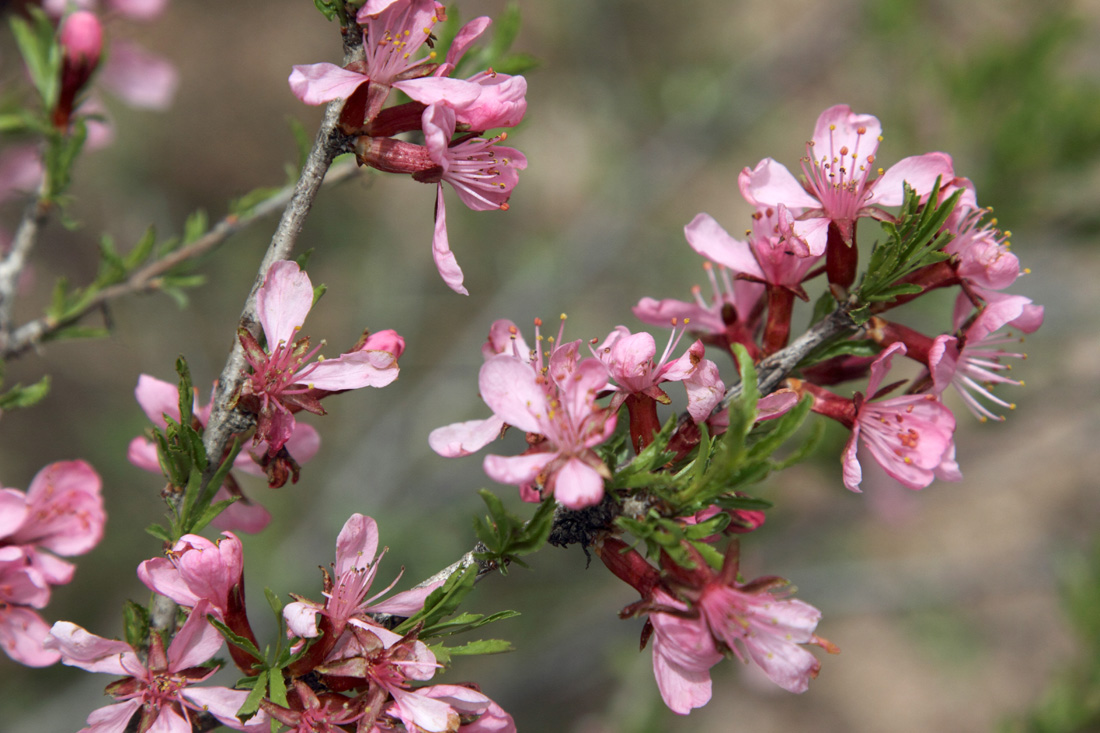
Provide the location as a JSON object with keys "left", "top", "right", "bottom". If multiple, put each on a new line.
{"left": 0, "top": 461, "right": 104, "bottom": 666}
{"left": 480, "top": 351, "right": 615, "bottom": 509}
{"left": 930, "top": 294, "right": 1043, "bottom": 422}
{"left": 137, "top": 532, "right": 243, "bottom": 619}
{"left": 420, "top": 103, "right": 527, "bottom": 294}
{"left": 842, "top": 343, "right": 959, "bottom": 491}
{"left": 647, "top": 589, "right": 724, "bottom": 714}
{"left": 283, "top": 514, "right": 439, "bottom": 643}
{"left": 237, "top": 261, "right": 401, "bottom": 454}
{"left": 633, "top": 230, "right": 766, "bottom": 355}
{"left": 593, "top": 325, "right": 724, "bottom": 424}
{"left": 739, "top": 104, "right": 954, "bottom": 250}
{"left": 289, "top": 0, "right": 445, "bottom": 108}
{"left": 419, "top": 684, "right": 516, "bottom": 733}
{"left": 46, "top": 600, "right": 267, "bottom": 731}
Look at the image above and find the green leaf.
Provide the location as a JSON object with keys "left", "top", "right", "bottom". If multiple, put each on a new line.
{"left": 39, "top": 324, "right": 110, "bottom": 342}
{"left": 230, "top": 186, "right": 282, "bottom": 218}
{"left": 175, "top": 357, "right": 194, "bottom": 426}
{"left": 209, "top": 616, "right": 264, "bottom": 663}
{"left": 439, "top": 638, "right": 514, "bottom": 657}
{"left": 145, "top": 523, "right": 171, "bottom": 542}
{"left": 393, "top": 564, "right": 477, "bottom": 636}
{"left": 236, "top": 669, "right": 268, "bottom": 720}
{"left": 744, "top": 394, "right": 813, "bottom": 463}
{"left": 125, "top": 227, "right": 157, "bottom": 269}
{"left": 420, "top": 610, "right": 520, "bottom": 639}
{"left": 772, "top": 417, "right": 826, "bottom": 471}
{"left": 797, "top": 338, "right": 881, "bottom": 369}
{"left": 122, "top": 601, "right": 150, "bottom": 651}
{"left": 0, "top": 376, "right": 51, "bottom": 410}
{"left": 10, "top": 9, "right": 60, "bottom": 107}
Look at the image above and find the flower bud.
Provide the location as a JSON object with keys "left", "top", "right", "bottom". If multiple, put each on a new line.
{"left": 54, "top": 11, "right": 104, "bottom": 129}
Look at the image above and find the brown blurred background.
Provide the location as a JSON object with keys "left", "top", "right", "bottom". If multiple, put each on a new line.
{"left": 2, "top": 0, "right": 1099, "bottom": 730}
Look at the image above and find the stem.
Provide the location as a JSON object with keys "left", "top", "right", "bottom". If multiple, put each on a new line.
{"left": 0, "top": 176, "right": 50, "bottom": 352}
{"left": 0, "top": 161, "right": 361, "bottom": 362}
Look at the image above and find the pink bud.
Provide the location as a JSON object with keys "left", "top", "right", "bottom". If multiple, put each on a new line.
{"left": 362, "top": 328, "right": 405, "bottom": 359}
{"left": 59, "top": 11, "right": 103, "bottom": 65}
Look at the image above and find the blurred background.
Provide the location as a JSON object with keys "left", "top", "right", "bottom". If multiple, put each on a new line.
{"left": 2, "top": 0, "right": 1099, "bottom": 730}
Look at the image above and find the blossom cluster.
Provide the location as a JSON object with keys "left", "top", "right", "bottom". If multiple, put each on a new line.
{"left": 46, "top": 515, "right": 514, "bottom": 732}
{"left": 289, "top": 0, "right": 528, "bottom": 295}
{"left": 427, "top": 104, "right": 1043, "bottom": 713}
{"left": 0, "top": 461, "right": 104, "bottom": 666}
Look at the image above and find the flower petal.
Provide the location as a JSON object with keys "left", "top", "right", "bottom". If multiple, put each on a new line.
{"left": 288, "top": 63, "right": 367, "bottom": 105}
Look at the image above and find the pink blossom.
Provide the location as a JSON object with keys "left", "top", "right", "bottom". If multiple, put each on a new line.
{"left": 593, "top": 325, "right": 724, "bottom": 424}
{"left": 46, "top": 600, "right": 267, "bottom": 731}
{"left": 283, "top": 514, "right": 439, "bottom": 643}
{"left": 59, "top": 11, "right": 103, "bottom": 64}
{"left": 420, "top": 103, "right": 527, "bottom": 294}
{"left": 288, "top": 0, "right": 444, "bottom": 108}
{"left": 419, "top": 684, "right": 516, "bottom": 732}
{"left": 99, "top": 39, "right": 179, "bottom": 110}
{"left": 137, "top": 532, "right": 243, "bottom": 618}
{"left": 930, "top": 294, "right": 1042, "bottom": 422}
{"left": 480, "top": 351, "right": 615, "bottom": 509}
{"left": 4, "top": 460, "right": 105, "bottom": 558}
{"left": 842, "top": 343, "right": 959, "bottom": 491}
{"left": 634, "top": 235, "right": 765, "bottom": 354}
{"left": 237, "top": 260, "right": 401, "bottom": 454}
{"left": 739, "top": 104, "right": 954, "bottom": 250}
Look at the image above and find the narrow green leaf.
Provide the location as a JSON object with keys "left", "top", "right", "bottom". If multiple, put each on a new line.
{"left": 0, "top": 376, "right": 51, "bottom": 410}
{"left": 208, "top": 616, "right": 265, "bottom": 662}
{"left": 122, "top": 601, "right": 150, "bottom": 650}
{"left": 124, "top": 227, "right": 157, "bottom": 269}
{"left": 440, "top": 639, "right": 514, "bottom": 657}
{"left": 145, "top": 523, "right": 171, "bottom": 542}
{"left": 236, "top": 669, "right": 268, "bottom": 719}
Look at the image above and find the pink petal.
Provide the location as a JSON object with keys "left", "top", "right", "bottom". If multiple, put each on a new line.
{"left": 108, "top": 0, "right": 169, "bottom": 21}
{"left": 841, "top": 428, "right": 864, "bottom": 492}
{"left": 683, "top": 358, "right": 724, "bottom": 423}
{"left": 683, "top": 213, "right": 763, "bottom": 278}
{"left": 811, "top": 104, "right": 882, "bottom": 157}
{"left": 135, "top": 374, "right": 182, "bottom": 426}
{"left": 633, "top": 297, "right": 725, "bottom": 335}
{"left": 183, "top": 686, "right": 266, "bottom": 730}
{"left": 551, "top": 458, "right": 605, "bottom": 509}
{"left": 283, "top": 601, "right": 320, "bottom": 639}
{"left": 757, "top": 390, "right": 799, "bottom": 421}
{"left": 138, "top": 557, "right": 201, "bottom": 609}
{"left": 871, "top": 152, "right": 954, "bottom": 206}
{"left": 256, "top": 261, "right": 313, "bottom": 347}
{"left": 479, "top": 355, "right": 548, "bottom": 434}
{"left": 84, "top": 700, "right": 142, "bottom": 732}
{"left": 369, "top": 579, "right": 442, "bottom": 616}
{"left": 866, "top": 342, "right": 907, "bottom": 397}
{"left": 446, "top": 17, "right": 492, "bottom": 69}
{"left": 166, "top": 601, "right": 223, "bottom": 672}
{"left": 208, "top": 488, "right": 271, "bottom": 535}
{"left": 739, "top": 158, "right": 819, "bottom": 209}
{"left": 0, "top": 489, "right": 28, "bottom": 539}
{"left": 0, "top": 606, "right": 60, "bottom": 667}
{"left": 790, "top": 216, "right": 831, "bottom": 257}
{"left": 288, "top": 63, "right": 367, "bottom": 105}
{"left": 335, "top": 514, "right": 379, "bottom": 575}
{"left": 432, "top": 184, "right": 469, "bottom": 295}
{"left": 429, "top": 415, "right": 505, "bottom": 457}
{"left": 390, "top": 687, "right": 459, "bottom": 733}
{"left": 13, "top": 460, "right": 104, "bottom": 556}
{"left": 99, "top": 40, "right": 178, "bottom": 110}
{"left": 394, "top": 76, "right": 483, "bottom": 111}
{"left": 483, "top": 452, "right": 554, "bottom": 487}
{"left": 46, "top": 621, "right": 133, "bottom": 674}
{"left": 297, "top": 349, "right": 399, "bottom": 389}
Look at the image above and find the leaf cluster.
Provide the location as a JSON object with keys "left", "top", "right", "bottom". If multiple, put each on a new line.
{"left": 852, "top": 180, "right": 962, "bottom": 323}
{"left": 473, "top": 490, "right": 555, "bottom": 572}
{"left": 144, "top": 358, "right": 240, "bottom": 544}
{"left": 392, "top": 564, "right": 516, "bottom": 664}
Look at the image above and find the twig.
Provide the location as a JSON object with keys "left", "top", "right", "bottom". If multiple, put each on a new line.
{"left": 0, "top": 177, "right": 50, "bottom": 351}
{"left": 0, "top": 161, "right": 362, "bottom": 361}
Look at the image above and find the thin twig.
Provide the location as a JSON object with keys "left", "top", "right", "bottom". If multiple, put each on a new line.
{"left": 0, "top": 161, "right": 362, "bottom": 361}
{"left": 0, "top": 177, "right": 50, "bottom": 351}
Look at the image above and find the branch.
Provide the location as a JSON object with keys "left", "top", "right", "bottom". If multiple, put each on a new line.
{"left": 0, "top": 161, "right": 362, "bottom": 361}
{"left": 0, "top": 176, "right": 50, "bottom": 351}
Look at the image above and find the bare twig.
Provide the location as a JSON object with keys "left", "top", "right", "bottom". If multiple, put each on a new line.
{"left": 0, "top": 161, "right": 362, "bottom": 361}
{"left": 0, "top": 177, "right": 50, "bottom": 351}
